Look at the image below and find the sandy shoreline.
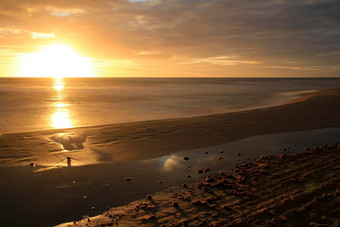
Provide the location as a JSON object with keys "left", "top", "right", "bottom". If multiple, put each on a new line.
{"left": 1, "top": 87, "right": 340, "bottom": 167}
{"left": 57, "top": 141, "right": 340, "bottom": 226}
{"left": 0, "top": 87, "right": 340, "bottom": 226}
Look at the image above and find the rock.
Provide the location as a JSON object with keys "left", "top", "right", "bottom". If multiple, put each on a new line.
{"left": 146, "top": 194, "right": 152, "bottom": 200}
{"left": 158, "top": 180, "right": 162, "bottom": 183}
{"left": 125, "top": 177, "right": 132, "bottom": 181}
{"left": 204, "top": 168, "right": 210, "bottom": 173}
{"left": 140, "top": 215, "right": 156, "bottom": 222}
{"left": 220, "top": 150, "right": 224, "bottom": 153}
{"left": 205, "top": 176, "right": 214, "bottom": 182}
{"left": 187, "top": 174, "right": 192, "bottom": 178}
{"left": 205, "top": 151, "right": 209, "bottom": 154}
{"left": 218, "top": 157, "right": 223, "bottom": 160}
{"left": 183, "top": 157, "right": 189, "bottom": 161}
{"left": 237, "top": 152, "right": 241, "bottom": 156}
{"left": 91, "top": 206, "right": 96, "bottom": 210}
{"left": 182, "top": 183, "right": 188, "bottom": 188}
{"left": 172, "top": 201, "right": 179, "bottom": 208}
{"left": 198, "top": 169, "right": 203, "bottom": 174}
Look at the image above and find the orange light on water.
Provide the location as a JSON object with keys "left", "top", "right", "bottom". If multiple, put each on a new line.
{"left": 51, "top": 109, "right": 72, "bottom": 129}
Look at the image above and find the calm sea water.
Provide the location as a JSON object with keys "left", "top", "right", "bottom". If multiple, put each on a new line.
{"left": 1, "top": 77, "right": 340, "bottom": 134}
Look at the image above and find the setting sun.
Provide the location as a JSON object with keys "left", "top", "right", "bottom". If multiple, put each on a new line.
{"left": 17, "top": 43, "right": 94, "bottom": 78}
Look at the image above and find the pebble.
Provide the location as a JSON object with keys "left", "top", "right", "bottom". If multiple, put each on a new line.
{"left": 218, "top": 157, "right": 223, "bottom": 160}
{"left": 172, "top": 201, "right": 179, "bottom": 208}
{"left": 237, "top": 152, "right": 241, "bottom": 156}
{"left": 198, "top": 169, "right": 203, "bottom": 174}
{"left": 183, "top": 157, "right": 189, "bottom": 161}
{"left": 91, "top": 206, "right": 96, "bottom": 210}
{"left": 125, "top": 177, "right": 132, "bottom": 181}
{"left": 187, "top": 174, "right": 192, "bottom": 178}
{"left": 146, "top": 194, "right": 152, "bottom": 200}
{"left": 158, "top": 180, "right": 162, "bottom": 183}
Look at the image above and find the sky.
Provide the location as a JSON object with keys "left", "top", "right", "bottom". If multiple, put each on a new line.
{"left": 0, "top": 0, "right": 339, "bottom": 77}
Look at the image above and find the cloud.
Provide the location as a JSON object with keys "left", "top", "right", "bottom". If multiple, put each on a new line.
{"left": 31, "top": 32, "right": 55, "bottom": 39}
{"left": 0, "top": 0, "right": 339, "bottom": 77}
{"left": 263, "top": 65, "right": 322, "bottom": 71}
{"left": 183, "top": 56, "right": 260, "bottom": 66}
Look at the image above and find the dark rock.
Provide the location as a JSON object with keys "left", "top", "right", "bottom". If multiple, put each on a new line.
{"left": 125, "top": 177, "right": 132, "bottom": 181}
{"left": 146, "top": 194, "right": 152, "bottom": 200}
{"left": 172, "top": 201, "right": 179, "bottom": 208}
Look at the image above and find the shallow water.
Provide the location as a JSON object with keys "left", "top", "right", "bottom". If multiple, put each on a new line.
{"left": 0, "top": 127, "right": 339, "bottom": 226}
{"left": 1, "top": 77, "right": 340, "bottom": 134}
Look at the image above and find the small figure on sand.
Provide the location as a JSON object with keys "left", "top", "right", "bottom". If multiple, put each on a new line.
{"left": 57, "top": 156, "right": 78, "bottom": 167}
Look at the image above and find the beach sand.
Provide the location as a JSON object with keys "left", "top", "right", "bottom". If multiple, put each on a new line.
{"left": 0, "top": 87, "right": 340, "bottom": 226}
{"left": 57, "top": 141, "right": 340, "bottom": 227}
{"left": 0, "top": 87, "right": 340, "bottom": 167}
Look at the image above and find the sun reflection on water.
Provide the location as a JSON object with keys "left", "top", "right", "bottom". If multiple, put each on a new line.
{"left": 51, "top": 109, "right": 72, "bottom": 129}
{"left": 51, "top": 78, "right": 74, "bottom": 129}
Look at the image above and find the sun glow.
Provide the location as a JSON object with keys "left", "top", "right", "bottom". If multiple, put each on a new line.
{"left": 17, "top": 43, "right": 94, "bottom": 78}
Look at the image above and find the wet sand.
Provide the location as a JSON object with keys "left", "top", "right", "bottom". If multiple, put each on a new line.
{"left": 0, "top": 87, "right": 340, "bottom": 168}
{"left": 58, "top": 141, "right": 340, "bottom": 226}
{"left": 0, "top": 87, "right": 340, "bottom": 226}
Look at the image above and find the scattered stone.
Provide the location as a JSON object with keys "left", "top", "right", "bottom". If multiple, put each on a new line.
{"left": 172, "top": 201, "right": 179, "bottom": 208}
{"left": 140, "top": 215, "right": 156, "bottom": 222}
{"left": 146, "top": 194, "right": 152, "bottom": 200}
{"left": 205, "top": 176, "right": 214, "bottom": 182}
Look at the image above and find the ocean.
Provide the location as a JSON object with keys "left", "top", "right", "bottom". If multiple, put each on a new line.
{"left": 1, "top": 77, "right": 340, "bottom": 134}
